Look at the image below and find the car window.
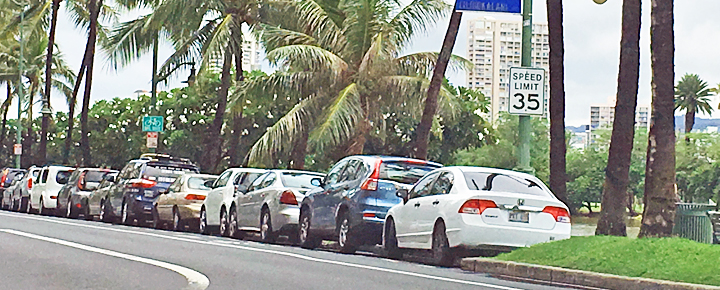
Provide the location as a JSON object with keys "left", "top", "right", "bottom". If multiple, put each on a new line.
{"left": 325, "top": 160, "right": 349, "bottom": 185}
{"left": 463, "top": 171, "right": 550, "bottom": 197}
{"left": 56, "top": 170, "right": 74, "bottom": 184}
{"left": 168, "top": 178, "right": 182, "bottom": 193}
{"left": 237, "top": 172, "right": 263, "bottom": 193}
{"left": 40, "top": 169, "right": 49, "bottom": 183}
{"left": 85, "top": 170, "right": 112, "bottom": 183}
{"left": 430, "top": 172, "right": 454, "bottom": 195}
{"left": 259, "top": 173, "right": 277, "bottom": 189}
{"left": 214, "top": 171, "right": 232, "bottom": 188}
{"left": 118, "top": 164, "right": 133, "bottom": 180}
{"left": 379, "top": 161, "right": 441, "bottom": 185}
{"left": 143, "top": 164, "right": 196, "bottom": 184}
{"left": 280, "top": 172, "right": 324, "bottom": 189}
{"left": 129, "top": 163, "right": 143, "bottom": 179}
{"left": 338, "top": 160, "right": 362, "bottom": 183}
{"left": 67, "top": 170, "right": 82, "bottom": 184}
{"left": 409, "top": 172, "right": 440, "bottom": 199}
{"left": 188, "top": 177, "right": 214, "bottom": 190}
{"left": 248, "top": 172, "right": 270, "bottom": 192}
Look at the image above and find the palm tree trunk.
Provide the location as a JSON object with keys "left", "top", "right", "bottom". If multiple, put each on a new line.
{"left": 23, "top": 85, "right": 35, "bottom": 167}
{"left": 39, "top": 0, "right": 62, "bottom": 166}
{"left": 289, "top": 129, "right": 308, "bottom": 169}
{"left": 413, "top": 10, "right": 462, "bottom": 160}
{"left": 547, "top": 0, "right": 568, "bottom": 208}
{"left": 684, "top": 109, "right": 695, "bottom": 142}
{"left": 201, "top": 48, "right": 232, "bottom": 173}
{"left": 80, "top": 0, "right": 102, "bottom": 167}
{"left": 64, "top": 55, "right": 88, "bottom": 164}
{"left": 639, "top": 0, "right": 676, "bottom": 238}
{"left": 227, "top": 47, "right": 245, "bottom": 167}
{"left": 0, "top": 83, "right": 12, "bottom": 145}
{"left": 596, "top": 0, "right": 641, "bottom": 236}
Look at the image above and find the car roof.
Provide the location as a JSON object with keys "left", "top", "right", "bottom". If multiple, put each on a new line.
{"left": 348, "top": 155, "right": 443, "bottom": 167}
{"left": 227, "top": 168, "right": 267, "bottom": 174}
{"left": 183, "top": 173, "right": 218, "bottom": 179}
{"left": 443, "top": 166, "right": 540, "bottom": 180}
{"left": 272, "top": 170, "right": 325, "bottom": 176}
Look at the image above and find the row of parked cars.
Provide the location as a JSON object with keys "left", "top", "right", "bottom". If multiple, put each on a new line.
{"left": 0, "top": 153, "right": 571, "bottom": 265}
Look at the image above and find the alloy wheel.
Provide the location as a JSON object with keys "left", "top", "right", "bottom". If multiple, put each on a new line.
{"left": 260, "top": 210, "right": 273, "bottom": 242}
{"left": 122, "top": 202, "right": 131, "bottom": 225}
{"left": 66, "top": 199, "right": 72, "bottom": 218}
{"left": 219, "top": 210, "right": 228, "bottom": 237}
{"left": 228, "top": 209, "right": 238, "bottom": 238}
{"left": 384, "top": 219, "right": 402, "bottom": 259}
{"left": 431, "top": 222, "right": 453, "bottom": 267}
{"left": 173, "top": 209, "right": 182, "bottom": 231}
{"left": 199, "top": 208, "right": 208, "bottom": 234}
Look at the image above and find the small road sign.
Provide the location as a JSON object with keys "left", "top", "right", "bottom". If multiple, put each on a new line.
{"left": 13, "top": 144, "right": 21, "bottom": 155}
{"left": 146, "top": 132, "right": 158, "bottom": 148}
{"left": 455, "top": 0, "right": 521, "bottom": 13}
{"left": 142, "top": 116, "right": 164, "bottom": 132}
{"left": 508, "top": 67, "right": 546, "bottom": 116}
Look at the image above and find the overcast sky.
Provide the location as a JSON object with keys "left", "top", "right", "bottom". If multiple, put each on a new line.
{"left": 10, "top": 0, "right": 720, "bottom": 126}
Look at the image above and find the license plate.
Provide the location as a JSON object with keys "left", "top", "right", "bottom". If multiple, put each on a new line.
{"left": 509, "top": 211, "right": 529, "bottom": 223}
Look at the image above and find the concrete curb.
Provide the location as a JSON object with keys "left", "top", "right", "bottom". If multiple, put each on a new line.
{"left": 460, "top": 258, "right": 720, "bottom": 290}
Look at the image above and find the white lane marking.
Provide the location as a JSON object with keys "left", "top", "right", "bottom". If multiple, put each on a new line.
{"left": 0, "top": 229, "right": 210, "bottom": 290}
{"left": 0, "top": 212, "right": 522, "bottom": 290}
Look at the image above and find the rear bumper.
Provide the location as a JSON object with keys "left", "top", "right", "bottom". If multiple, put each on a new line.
{"left": 448, "top": 215, "right": 571, "bottom": 249}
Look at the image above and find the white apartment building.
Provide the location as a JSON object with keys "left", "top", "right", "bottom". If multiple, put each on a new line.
{"left": 590, "top": 96, "right": 650, "bottom": 130}
{"left": 209, "top": 32, "right": 263, "bottom": 72}
{"left": 466, "top": 16, "right": 550, "bottom": 121}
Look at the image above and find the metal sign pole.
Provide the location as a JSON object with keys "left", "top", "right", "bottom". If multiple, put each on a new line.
{"left": 516, "top": 0, "right": 534, "bottom": 174}
{"left": 15, "top": 5, "right": 25, "bottom": 169}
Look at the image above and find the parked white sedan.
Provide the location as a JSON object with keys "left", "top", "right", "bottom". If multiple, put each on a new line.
{"left": 384, "top": 166, "right": 571, "bottom": 266}
{"left": 200, "top": 168, "right": 266, "bottom": 235}
{"left": 228, "top": 170, "right": 324, "bottom": 242}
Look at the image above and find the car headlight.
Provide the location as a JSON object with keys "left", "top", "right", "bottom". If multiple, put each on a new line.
{"left": 135, "top": 195, "right": 143, "bottom": 201}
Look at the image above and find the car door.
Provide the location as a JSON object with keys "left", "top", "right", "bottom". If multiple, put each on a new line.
{"left": 393, "top": 171, "right": 440, "bottom": 247}
{"left": 249, "top": 172, "right": 278, "bottom": 228}
{"left": 111, "top": 162, "right": 138, "bottom": 212}
{"left": 205, "top": 170, "right": 233, "bottom": 226}
{"left": 237, "top": 172, "right": 270, "bottom": 228}
{"left": 311, "top": 159, "right": 349, "bottom": 231}
{"left": 31, "top": 168, "right": 49, "bottom": 208}
{"left": 157, "top": 176, "right": 182, "bottom": 220}
{"left": 415, "top": 171, "right": 455, "bottom": 247}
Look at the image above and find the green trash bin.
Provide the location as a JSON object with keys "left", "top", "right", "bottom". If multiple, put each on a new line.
{"left": 672, "top": 203, "right": 714, "bottom": 244}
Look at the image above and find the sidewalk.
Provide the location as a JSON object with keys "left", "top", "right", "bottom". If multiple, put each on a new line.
{"left": 461, "top": 258, "right": 720, "bottom": 290}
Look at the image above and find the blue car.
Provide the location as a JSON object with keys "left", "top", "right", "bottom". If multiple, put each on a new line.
{"left": 297, "top": 155, "right": 442, "bottom": 253}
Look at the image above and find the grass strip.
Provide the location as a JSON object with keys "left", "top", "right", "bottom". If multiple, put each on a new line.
{"left": 495, "top": 235, "right": 720, "bottom": 286}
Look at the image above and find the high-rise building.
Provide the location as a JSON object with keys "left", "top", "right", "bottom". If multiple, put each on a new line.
{"left": 466, "top": 16, "right": 550, "bottom": 121}
{"left": 242, "top": 33, "right": 262, "bottom": 71}
{"left": 590, "top": 96, "right": 650, "bottom": 130}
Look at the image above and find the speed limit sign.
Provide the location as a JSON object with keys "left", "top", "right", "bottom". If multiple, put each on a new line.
{"left": 508, "top": 67, "right": 545, "bottom": 115}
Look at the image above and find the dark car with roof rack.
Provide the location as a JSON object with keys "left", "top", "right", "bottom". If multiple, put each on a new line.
{"left": 297, "top": 155, "right": 442, "bottom": 253}
{"left": 98, "top": 153, "right": 200, "bottom": 225}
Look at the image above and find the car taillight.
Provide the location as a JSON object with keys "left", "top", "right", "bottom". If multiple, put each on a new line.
{"left": 131, "top": 179, "right": 157, "bottom": 188}
{"left": 185, "top": 194, "right": 206, "bottom": 201}
{"left": 77, "top": 173, "right": 85, "bottom": 190}
{"left": 279, "top": 190, "right": 298, "bottom": 205}
{"left": 28, "top": 178, "right": 32, "bottom": 189}
{"left": 0, "top": 174, "right": 6, "bottom": 186}
{"left": 542, "top": 206, "right": 571, "bottom": 223}
{"left": 458, "top": 199, "right": 497, "bottom": 214}
{"left": 360, "top": 159, "right": 383, "bottom": 191}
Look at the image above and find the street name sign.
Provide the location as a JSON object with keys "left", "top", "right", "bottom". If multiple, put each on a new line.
{"left": 455, "top": 0, "right": 521, "bottom": 13}
{"left": 508, "top": 67, "right": 545, "bottom": 116}
{"left": 146, "top": 132, "right": 158, "bottom": 148}
{"left": 142, "top": 116, "right": 164, "bottom": 132}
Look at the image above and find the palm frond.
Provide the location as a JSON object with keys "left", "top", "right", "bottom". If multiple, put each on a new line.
{"left": 395, "top": 52, "right": 472, "bottom": 77}
{"left": 266, "top": 44, "right": 348, "bottom": 78}
{"left": 387, "top": 0, "right": 449, "bottom": 48}
{"left": 308, "top": 83, "right": 363, "bottom": 152}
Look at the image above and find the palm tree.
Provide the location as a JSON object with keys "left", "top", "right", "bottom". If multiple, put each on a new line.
{"left": 243, "top": 0, "right": 466, "bottom": 167}
{"left": 38, "top": 0, "right": 61, "bottom": 165}
{"left": 596, "top": 0, "right": 641, "bottom": 237}
{"left": 674, "top": 73, "right": 712, "bottom": 139}
{"left": 546, "top": 0, "right": 568, "bottom": 209}
{"left": 639, "top": 0, "right": 676, "bottom": 238}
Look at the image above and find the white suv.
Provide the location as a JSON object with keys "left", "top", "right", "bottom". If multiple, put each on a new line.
{"left": 30, "top": 166, "right": 75, "bottom": 215}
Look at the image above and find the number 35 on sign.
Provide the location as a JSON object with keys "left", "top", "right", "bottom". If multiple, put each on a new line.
{"left": 508, "top": 67, "right": 546, "bottom": 116}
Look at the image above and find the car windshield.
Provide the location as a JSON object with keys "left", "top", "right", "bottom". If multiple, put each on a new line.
{"left": 463, "top": 171, "right": 549, "bottom": 197}
{"left": 379, "top": 161, "right": 441, "bottom": 185}
{"left": 280, "top": 173, "right": 324, "bottom": 189}
{"left": 85, "top": 170, "right": 114, "bottom": 183}
{"left": 188, "top": 177, "right": 214, "bottom": 190}
{"left": 56, "top": 170, "right": 74, "bottom": 184}
{"left": 144, "top": 165, "right": 197, "bottom": 184}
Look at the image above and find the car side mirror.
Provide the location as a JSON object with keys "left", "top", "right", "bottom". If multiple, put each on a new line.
{"left": 396, "top": 188, "right": 409, "bottom": 203}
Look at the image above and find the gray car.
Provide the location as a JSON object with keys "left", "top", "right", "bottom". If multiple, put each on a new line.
{"left": 57, "top": 168, "right": 119, "bottom": 220}
{"left": 2, "top": 177, "right": 24, "bottom": 211}
{"left": 10, "top": 167, "right": 41, "bottom": 212}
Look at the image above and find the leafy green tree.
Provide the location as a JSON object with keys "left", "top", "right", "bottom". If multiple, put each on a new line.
{"left": 674, "top": 73, "right": 712, "bottom": 139}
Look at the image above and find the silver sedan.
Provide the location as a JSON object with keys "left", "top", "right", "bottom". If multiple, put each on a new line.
{"left": 228, "top": 170, "right": 324, "bottom": 243}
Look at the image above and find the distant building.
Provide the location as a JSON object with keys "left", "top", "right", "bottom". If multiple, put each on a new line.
{"left": 466, "top": 16, "right": 550, "bottom": 121}
{"left": 590, "top": 96, "right": 650, "bottom": 130}
{"left": 209, "top": 32, "right": 262, "bottom": 72}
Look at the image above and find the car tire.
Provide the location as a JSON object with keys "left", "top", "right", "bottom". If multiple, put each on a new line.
{"left": 228, "top": 207, "right": 241, "bottom": 239}
{"left": 260, "top": 208, "right": 276, "bottom": 243}
{"left": 298, "top": 210, "right": 321, "bottom": 249}
{"left": 219, "top": 209, "right": 229, "bottom": 237}
{"left": 100, "top": 200, "right": 110, "bottom": 223}
{"left": 20, "top": 197, "right": 28, "bottom": 212}
{"left": 27, "top": 198, "right": 35, "bottom": 214}
{"left": 431, "top": 221, "right": 454, "bottom": 267}
{"left": 337, "top": 214, "right": 357, "bottom": 254}
{"left": 0, "top": 196, "right": 7, "bottom": 210}
{"left": 152, "top": 206, "right": 163, "bottom": 229}
{"left": 39, "top": 198, "right": 51, "bottom": 216}
{"left": 199, "top": 207, "right": 209, "bottom": 235}
{"left": 10, "top": 197, "right": 17, "bottom": 211}
{"left": 66, "top": 198, "right": 78, "bottom": 219}
{"left": 172, "top": 208, "right": 184, "bottom": 232}
{"left": 384, "top": 218, "right": 403, "bottom": 259}
{"left": 121, "top": 201, "right": 132, "bottom": 225}
{"left": 84, "top": 203, "right": 93, "bottom": 221}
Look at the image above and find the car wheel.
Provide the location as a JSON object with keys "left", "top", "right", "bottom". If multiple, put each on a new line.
{"left": 152, "top": 206, "right": 163, "bottom": 229}
{"left": 260, "top": 209, "right": 276, "bottom": 243}
{"left": 172, "top": 208, "right": 184, "bottom": 232}
{"left": 100, "top": 200, "right": 110, "bottom": 223}
{"left": 20, "top": 197, "right": 28, "bottom": 212}
{"left": 121, "top": 201, "right": 132, "bottom": 225}
{"left": 39, "top": 198, "right": 50, "bottom": 216}
{"left": 27, "top": 198, "right": 34, "bottom": 214}
{"left": 10, "top": 197, "right": 17, "bottom": 211}
{"left": 66, "top": 198, "right": 75, "bottom": 218}
{"left": 431, "top": 221, "right": 454, "bottom": 267}
{"left": 337, "top": 214, "right": 357, "bottom": 254}
{"left": 199, "top": 207, "right": 209, "bottom": 235}
{"left": 84, "top": 203, "right": 93, "bottom": 221}
{"left": 219, "top": 209, "right": 229, "bottom": 237}
{"left": 298, "top": 210, "right": 321, "bottom": 249}
{"left": 384, "top": 218, "right": 403, "bottom": 259}
{"left": 228, "top": 208, "right": 241, "bottom": 239}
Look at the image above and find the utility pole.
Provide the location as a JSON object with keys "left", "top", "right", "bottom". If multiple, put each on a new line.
{"left": 15, "top": 4, "right": 25, "bottom": 169}
{"left": 516, "top": 0, "right": 535, "bottom": 174}
{"left": 149, "top": 33, "right": 159, "bottom": 154}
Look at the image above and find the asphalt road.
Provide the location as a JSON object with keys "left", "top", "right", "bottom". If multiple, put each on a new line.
{"left": 0, "top": 211, "right": 577, "bottom": 290}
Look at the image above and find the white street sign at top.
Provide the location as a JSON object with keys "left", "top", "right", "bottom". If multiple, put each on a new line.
{"left": 508, "top": 67, "right": 546, "bottom": 116}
